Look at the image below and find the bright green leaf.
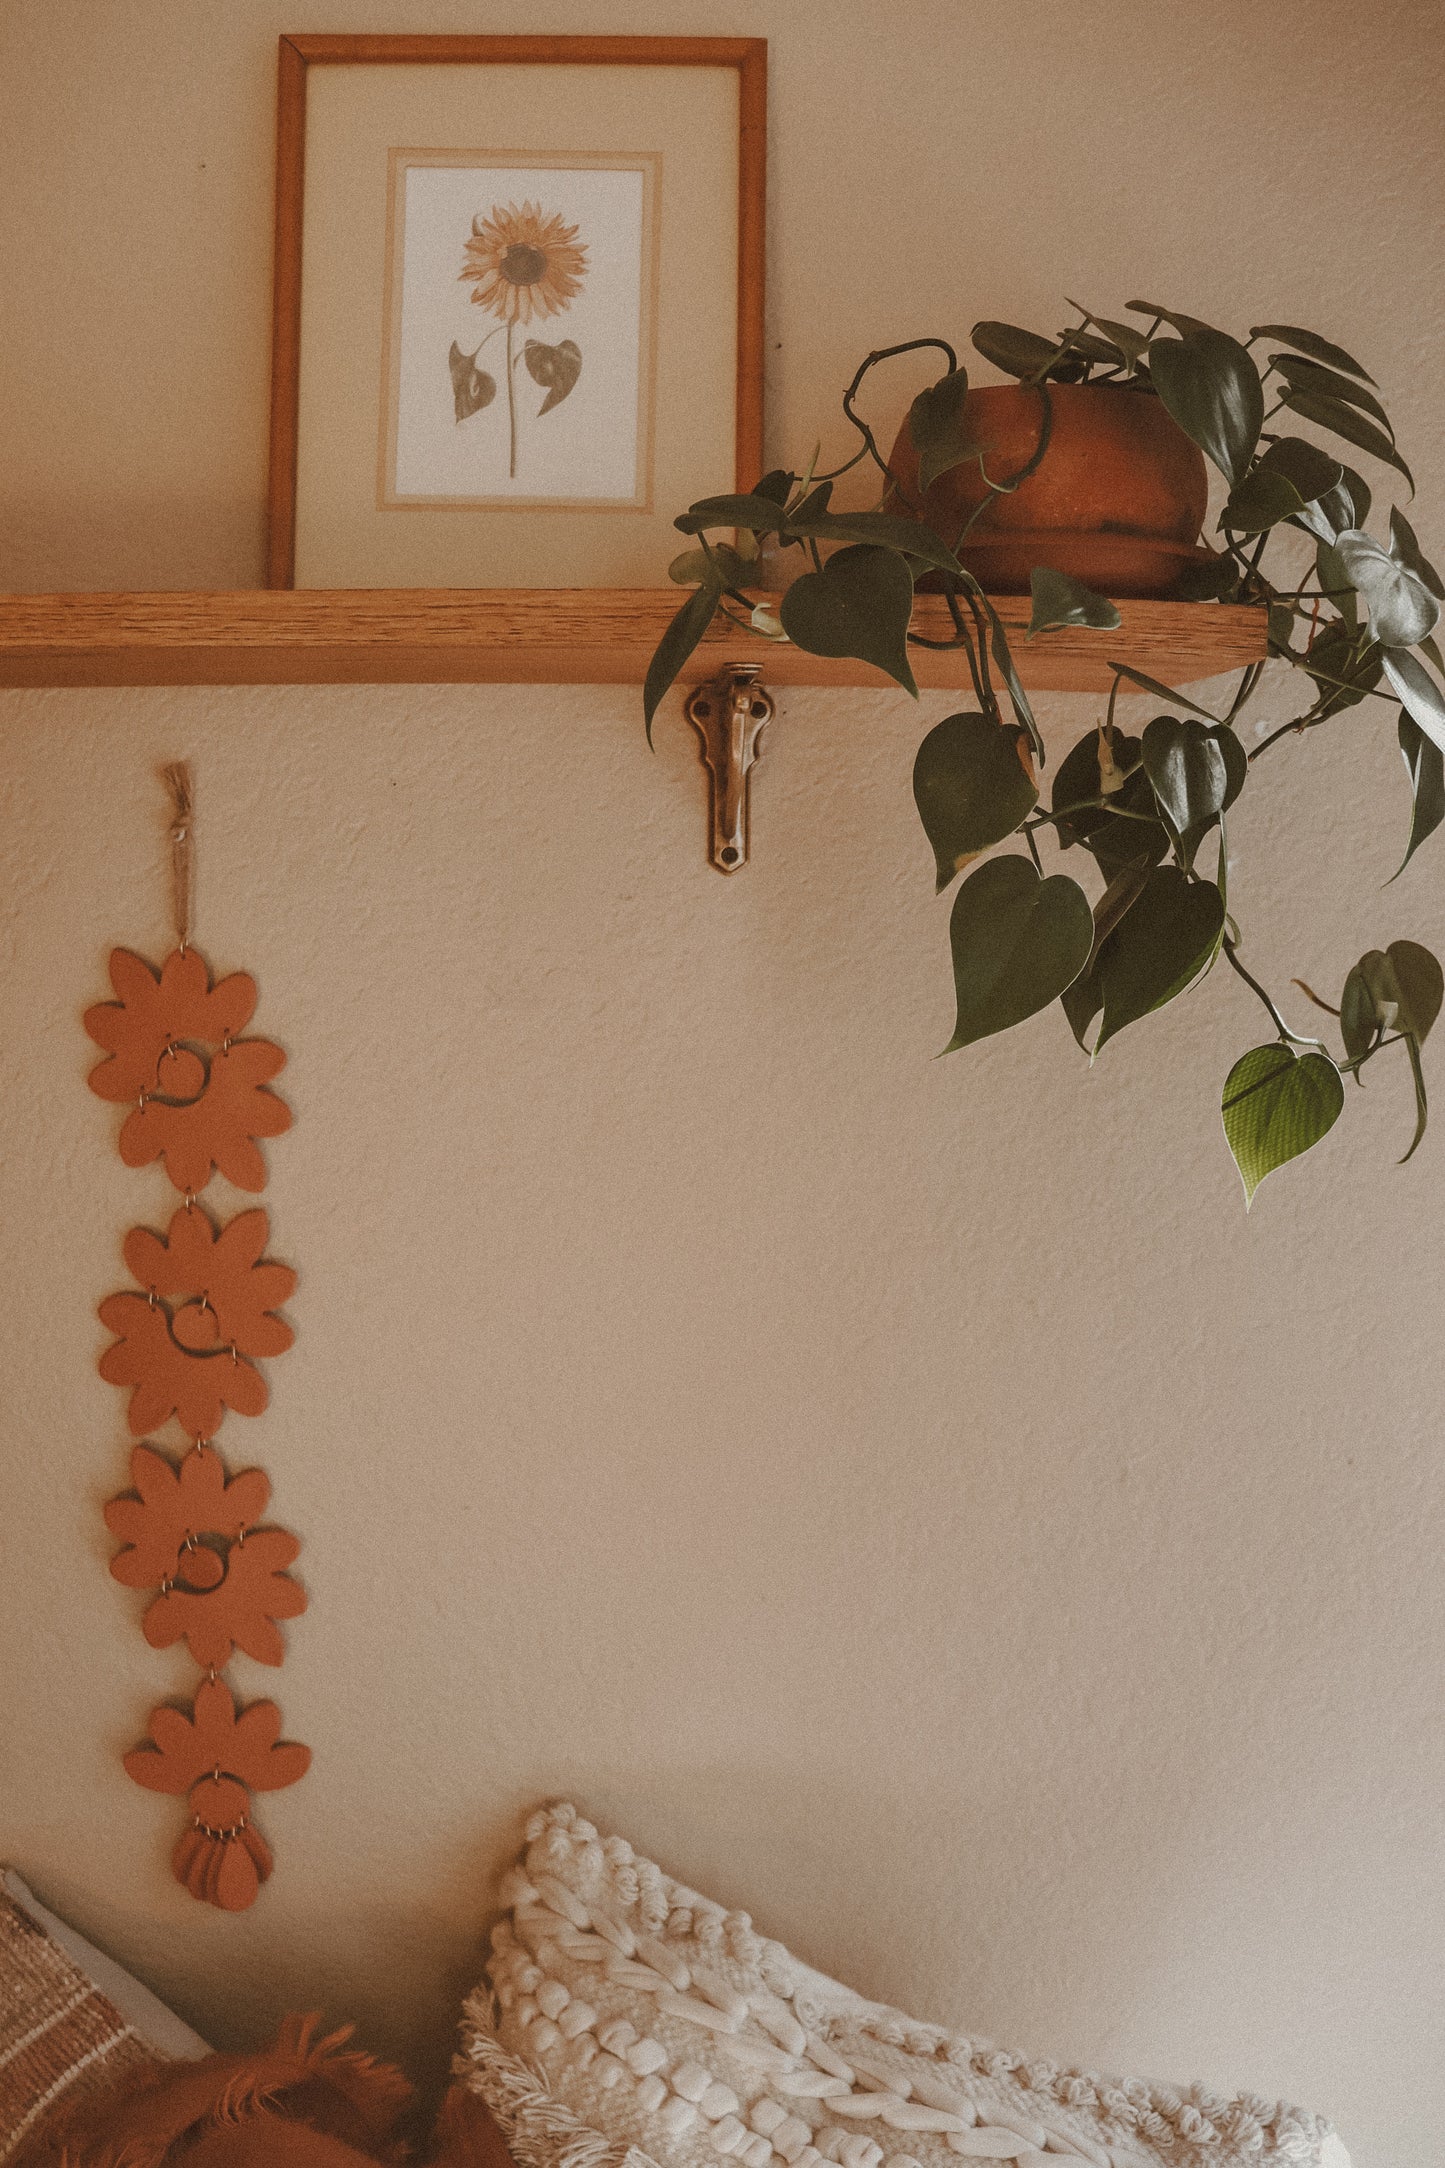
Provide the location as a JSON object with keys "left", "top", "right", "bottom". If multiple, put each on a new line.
{"left": 1093, "top": 866, "right": 1225, "bottom": 1049}
{"left": 1148, "top": 328, "right": 1264, "bottom": 485}
{"left": 912, "top": 713, "right": 1037, "bottom": 892}
{"left": 1392, "top": 713, "right": 1445, "bottom": 880}
{"left": 1221, "top": 1044, "right": 1344, "bottom": 1206}
{"left": 1249, "top": 324, "right": 1376, "bottom": 384}
{"left": 1027, "top": 567, "right": 1121, "bottom": 638}
{"left": 779, "top": 544, "right": 917, "bottom": 694}
{"left": 945, "top": 855, "right": 1093, "bottom": 1050}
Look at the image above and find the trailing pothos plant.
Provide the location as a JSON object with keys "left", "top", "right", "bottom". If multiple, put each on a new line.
{"left": 644, "top": 302, "right": 1445, "bottom": 1204}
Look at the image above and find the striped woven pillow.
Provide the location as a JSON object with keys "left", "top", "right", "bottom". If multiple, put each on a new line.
{"left": 0, "top": 1871, "right": 204, "bottom": 2164}
{"left": 452, "top": 1805, "right": 1349, "bottom": 2168}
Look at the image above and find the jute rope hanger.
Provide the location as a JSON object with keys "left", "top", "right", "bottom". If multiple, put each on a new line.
{"left": 162, "top": 760, "right": 194, "bottom": 952}
{"left": 86, "top": 763, "right": 309, "bottom": 1911}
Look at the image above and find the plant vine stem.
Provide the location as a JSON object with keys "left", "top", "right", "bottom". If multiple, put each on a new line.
{"left": 1221, "top": 935, "right": 1323, "bottom": 1049}
{"left": 505, "top": 318, "right": 518, "bottom": 480}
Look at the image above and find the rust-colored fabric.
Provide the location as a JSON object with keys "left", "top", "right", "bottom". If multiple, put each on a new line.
{"left": 0, "top": 1882, "right": 160, "bottom": 2163}
{"left": 13, "top": 2015, "right": 515, "bottom": 2168}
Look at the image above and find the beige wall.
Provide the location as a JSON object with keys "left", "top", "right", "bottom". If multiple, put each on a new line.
{"left": 2, "top": 4, "right": 1443, "bottom": 2164}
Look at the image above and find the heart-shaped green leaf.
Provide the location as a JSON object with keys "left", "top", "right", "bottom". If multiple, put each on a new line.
{"left": 1148, "top": 329, "right": 1264, "bottom": 487}
{"left": 912, "top": 713, "right": 1037, "bottom": 891}
{"left": 524, "top": 337, "right": 581, "bottom": 414}
{"left": 1140, "top": 715, "right": 1247, "bottom": 866}
{"left": 1068, "top": 305, "right": 1150, "bottom": 365}
{"left": 1221, "top": 1044, "right": 1344, "bottom": 1206}
{"left": 1382, "top": 649, "right": 1445, "bottom": 755}
{"left": 1222, "top": 437, "right": 1344, "bottom": 533}
{"left": 945, "top": 855, "right": 1093, "bottom": 1050}
{"left": 1350, "top": 942, "right": 1443, "bottom": 1047}
{"left": 643, "top": 577, "right": 721, "bottom": 740}
{"left": 1386, "top": 940, "right": 1443, "bottom": 1044}
{"left": 449, "top": 341, "right": 497, "bottom": 421}
{"left": 779, "top": 544, "right": 917, "bottom": 693}
{"left": 1027, "top": 567, "right": 1121, "bottom": 638}
{"left": 1221, "top": 467, "right": 1305, "bottom": 535}
{"left": 908, "top": 368, "right": 983, "bottom": 491}
{"left": 1393, "top": 712, "right": 1445, "bottom": 881}
{"left": 1093, "top": 867, "right": 1224, "bottom": 1049}
{"left": 668, "top": 544, "right": 749, "bottom": 588}
{"left": 1332, "top": 530, "right": 1440, "bottom": 649}
{"left": 1278, "top": 390, "right": 1414, "bottom": 493}
{"left": 970, "top": 321, "right": 1062, "bottom": 380}
{"left": 784, "top": 507, "right": 961, "bottom": 577}
{"left": 1052, "top": 728, "right": 1169, "bottom": 878}
{"left": 675, "top": 493, "right": 793, "bottom": 536}
{"left": 1249, "top": 324, "right": 1375, "bottom": 385}
{"left": 1295, "top": 463, "right": 1373, "bottom": 544}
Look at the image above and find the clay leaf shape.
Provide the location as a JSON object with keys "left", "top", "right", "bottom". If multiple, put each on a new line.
{"left": 172, "top": 1818, "right": 274, "bottom": 1910}
{"left": 124, "top": 1205, "right": 296, "bottom": 1358}
{"left": 124, "top": 1677, "right": 310, "bottom": 1798}
{"left": 143, "top": 1527, "right": 305, "bottom": 1667}
{"left": 119, "top": 1038, "right": 290, "bottom": 1193}
{"left": 105, "top": 1442, "right": 270, "bottom": 1589}
{"left": 85, "top": 947, "right": 257, "bottom": 1103}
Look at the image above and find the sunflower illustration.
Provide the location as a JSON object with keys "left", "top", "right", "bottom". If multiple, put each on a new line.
{"left": 453, "top": 201, "right": 588, "bottom": 479}
{"left": 459, "top": 201, "right": 588, "bottom": 325}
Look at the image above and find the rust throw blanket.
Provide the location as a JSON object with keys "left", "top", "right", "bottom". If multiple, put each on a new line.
{"left": 16, "top": 2013, "right": 508, "bottom": 2168}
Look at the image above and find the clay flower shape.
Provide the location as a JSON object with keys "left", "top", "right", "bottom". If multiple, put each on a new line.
{"left": 144, "top": 1527, "right": 304, "bottom": 1668}
{"left": 124, "top": 1205, "right": 296, "bottom": 1357}
{"left": 460, "top": 202, "right": 587, "bottom": 325}
{"left": 99, "top": 1206, "right": 294, "bottom": 1437}
{"left": 120, "top": 1039, "right": 290, "bottom": 1193}
{"left": 125, "top": 1678, "right": 309, "bottom": 1913}
{"left": 85, "top": 946, "right": 258, "bottom": 1103}
{"left": 105, "top": 1441, "right": 270, "bottom": 1589}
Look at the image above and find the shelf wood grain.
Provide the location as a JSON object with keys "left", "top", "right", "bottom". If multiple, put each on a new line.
{"left": 0, "top": 589, "right": 1266, "bottom": 693}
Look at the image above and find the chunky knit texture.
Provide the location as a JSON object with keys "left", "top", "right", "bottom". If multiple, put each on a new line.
{"left": 454, "top": 1805, "right": 1346, "bottom": 2168}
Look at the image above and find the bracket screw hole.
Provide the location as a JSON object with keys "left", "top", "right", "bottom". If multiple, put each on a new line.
{"left": 750, "top": 701, "right": 769, "bottom": 718}
{"left": 720, "top": 846, "right": 740, "bottom": 866}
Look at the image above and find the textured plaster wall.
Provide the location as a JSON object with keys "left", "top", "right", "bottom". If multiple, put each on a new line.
{"left": 1, "top": 4, "right": 1443, "bottom": 2165}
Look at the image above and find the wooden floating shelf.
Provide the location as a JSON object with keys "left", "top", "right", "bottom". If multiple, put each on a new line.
{"left": 0, "top": 588, "right": 1266, "bottom": 693}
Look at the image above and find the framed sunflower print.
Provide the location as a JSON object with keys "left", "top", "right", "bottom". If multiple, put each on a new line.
{"left": 267, "top": 35, "right": 766, "bottom": 589}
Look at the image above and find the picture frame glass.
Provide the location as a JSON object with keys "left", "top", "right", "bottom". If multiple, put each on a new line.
{"left": 287, "top": 57, "right": 754, "bottom": 590}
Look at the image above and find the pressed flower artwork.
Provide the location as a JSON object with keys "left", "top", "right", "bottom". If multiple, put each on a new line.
{"left": 384, "top": 155, "right": 656, "bottom": 507}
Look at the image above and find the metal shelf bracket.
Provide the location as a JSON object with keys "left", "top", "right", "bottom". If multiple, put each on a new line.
{"left": 684, "top": 664, "right": 775, "bottom": 873}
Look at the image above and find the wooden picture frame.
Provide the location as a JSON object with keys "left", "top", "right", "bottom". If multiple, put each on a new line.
{"left": 267, "top": 34, "right": 766, "bottom": 590}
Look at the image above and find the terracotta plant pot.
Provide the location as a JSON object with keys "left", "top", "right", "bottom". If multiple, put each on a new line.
{"left": 885, "top": 382, "right": 1212, "bottom": 597}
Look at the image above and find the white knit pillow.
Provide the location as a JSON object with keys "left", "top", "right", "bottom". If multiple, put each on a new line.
{"left": 453, "top": 1806, "right": 1347, "bottom": 2168}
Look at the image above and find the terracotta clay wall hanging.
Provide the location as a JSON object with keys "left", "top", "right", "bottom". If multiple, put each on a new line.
{"left": 88, "top": 766, "right": 308, "bottom": 1911}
